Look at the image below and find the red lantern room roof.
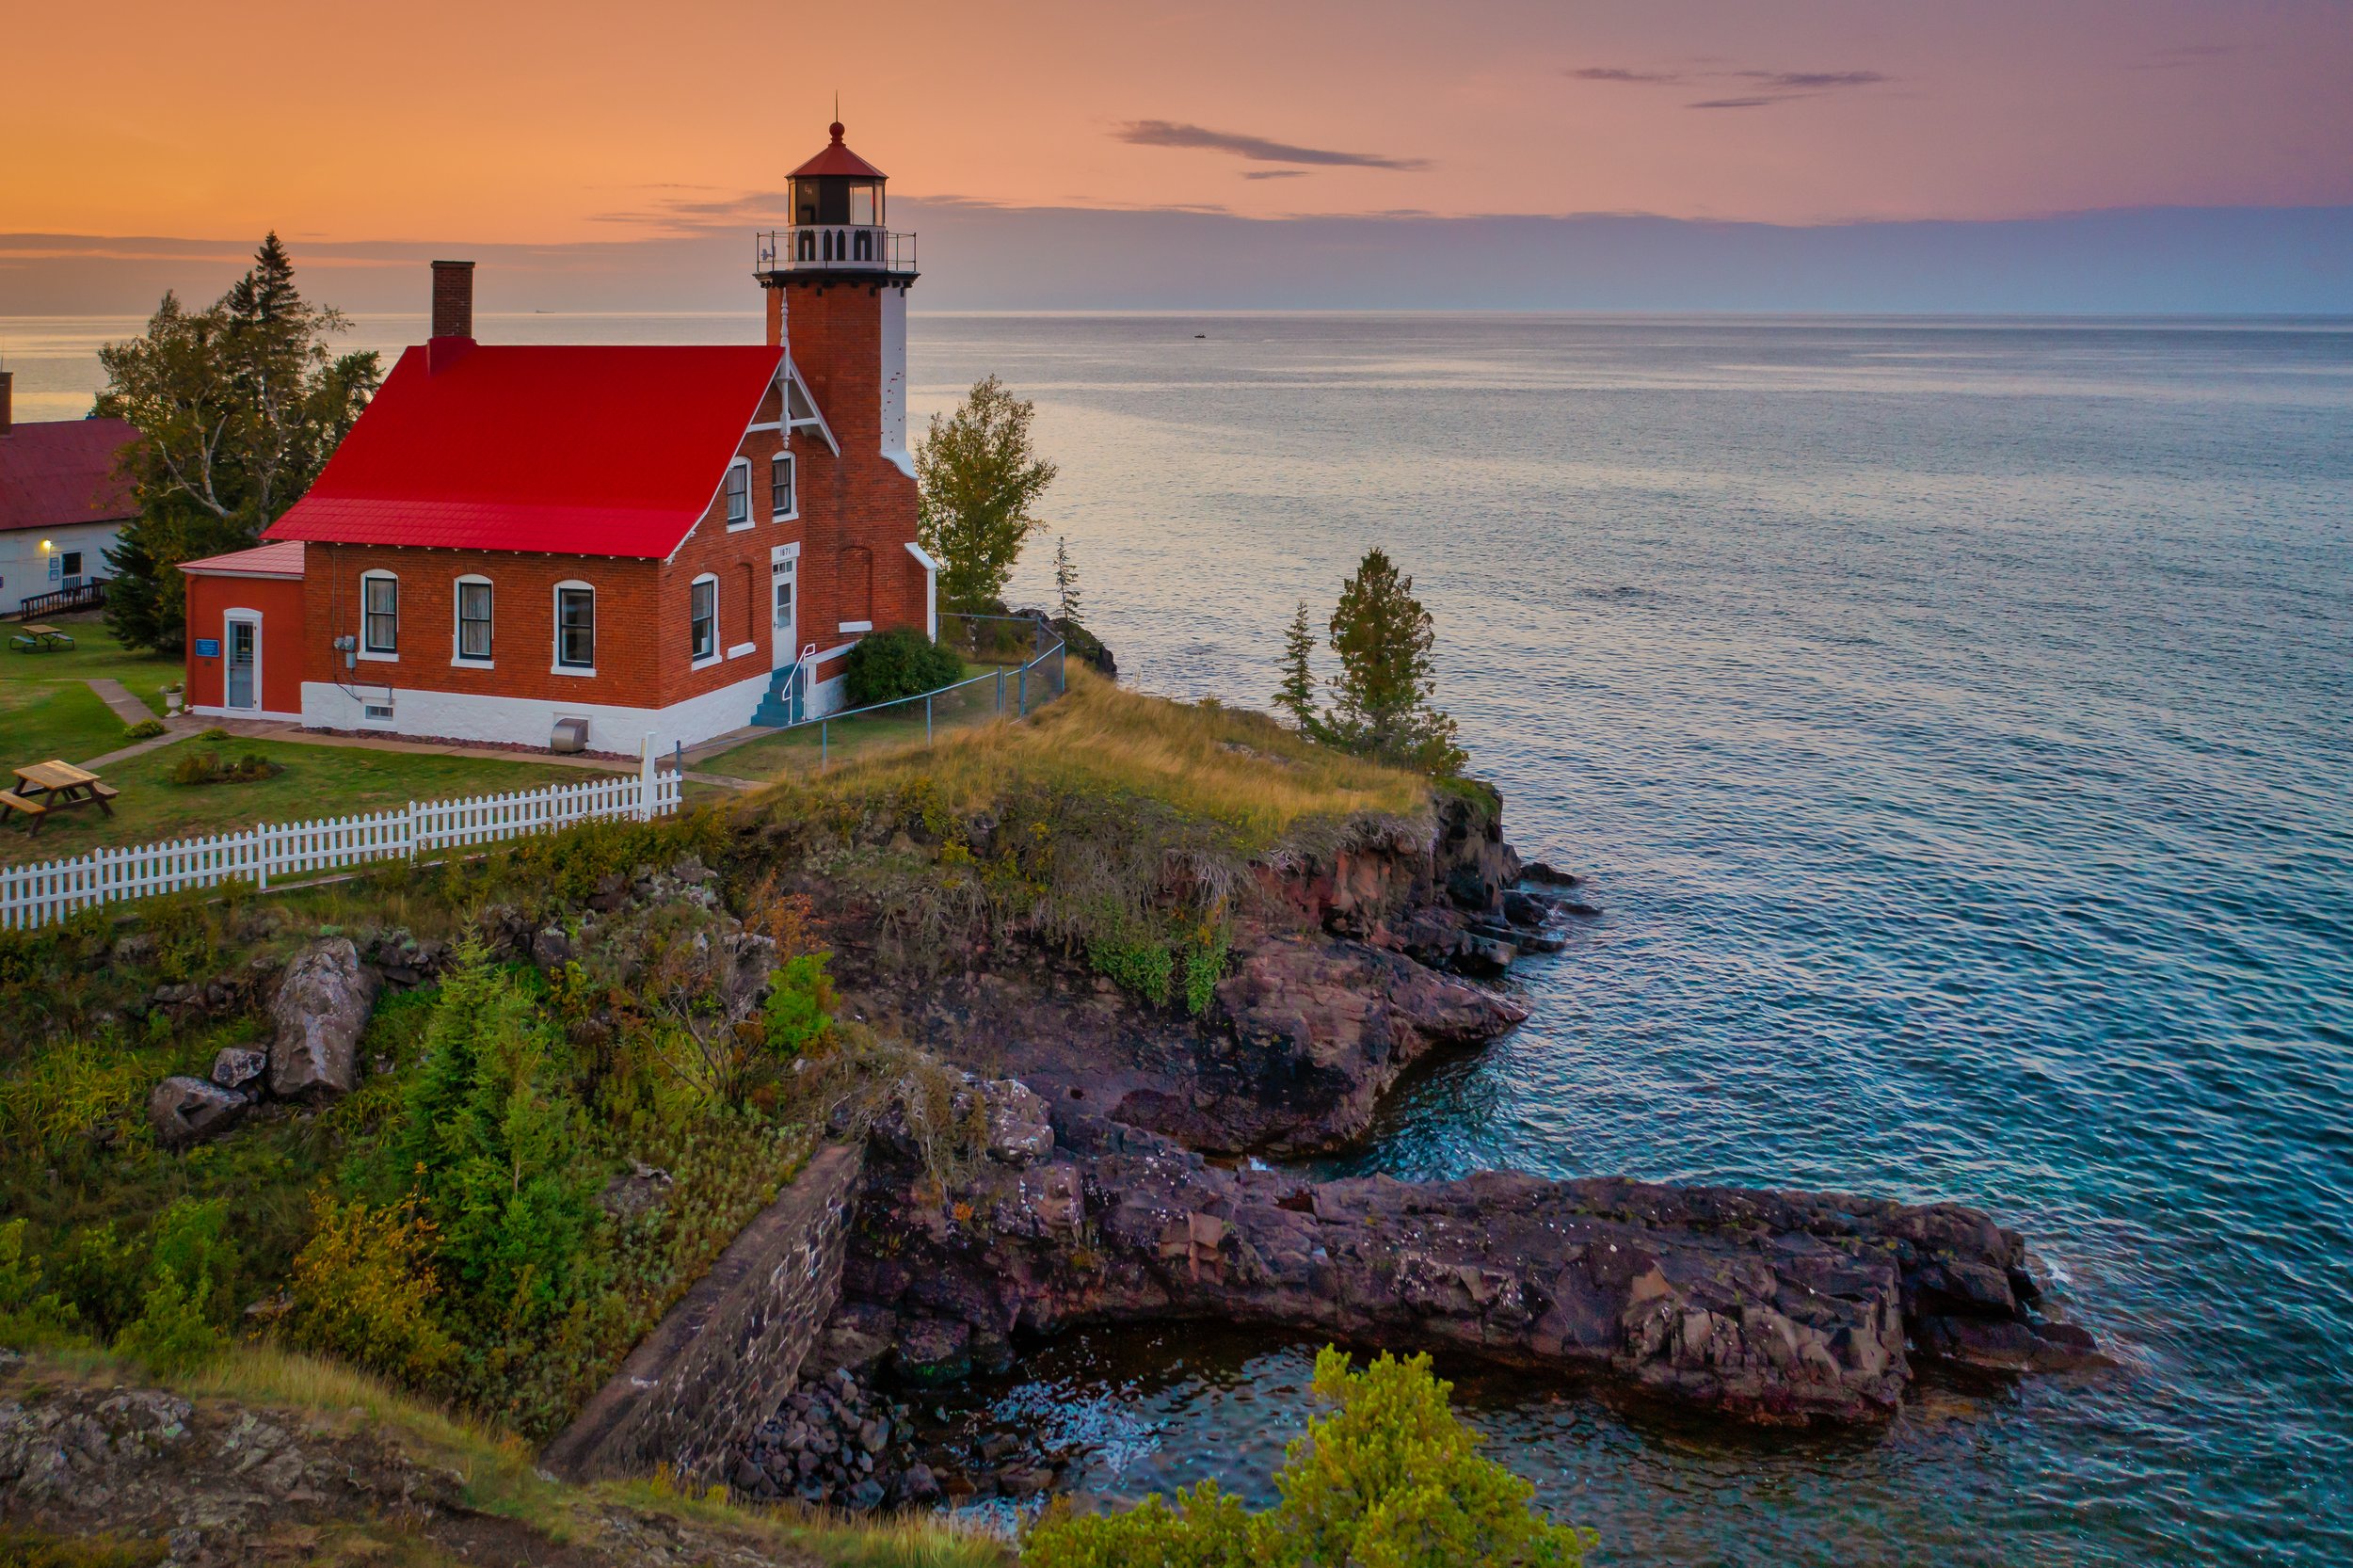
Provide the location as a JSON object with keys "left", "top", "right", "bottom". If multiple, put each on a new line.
{"left": 789, "top": 121, "right": 888, "bottom": 181}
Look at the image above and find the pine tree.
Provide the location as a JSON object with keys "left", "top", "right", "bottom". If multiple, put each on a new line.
{"left": 1274, "top": 600, "right": 1324, "bottom": 738}
{"left": 1324, "top": 550, "right": 1466, "bottom": 776}
{"left": 1053, "top": 536, "right": 1083, "bottom": 625}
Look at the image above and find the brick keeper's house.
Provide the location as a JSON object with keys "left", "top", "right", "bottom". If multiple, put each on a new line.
{"left": 180, "top": 119, "right": 935, "bottom": 756}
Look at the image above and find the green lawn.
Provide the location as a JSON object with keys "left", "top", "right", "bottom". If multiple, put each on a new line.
{"left": 699, "top": 665, "right": 1016, "bottom": 782}
{"left": 0, "top": 736, "right": 598, "bottom": 867}
{"left": 0, "top": 613, "right": 183, "bottom": 722}
{"left": 0, "top": 679, "right": 134, "bottom": 772}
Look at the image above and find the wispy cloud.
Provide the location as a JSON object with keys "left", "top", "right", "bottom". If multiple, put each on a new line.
{"left": 1241, "top": 169, "right": 1308, "bottom": 182}
{"left": 1112, "top": 120, "right": 1428, "bottom": 170}
{"left": 1734, "top": 70, "right": 1886, "bottom": 89}
{"left": 1567, "top": 66, "right": 1684, "bottom": 84}
{"left": 2135, "top": 43, "right": 2236, "bottom": 70}
{"left": 1570, "top": 62, "right": 1890, "bottom": 109}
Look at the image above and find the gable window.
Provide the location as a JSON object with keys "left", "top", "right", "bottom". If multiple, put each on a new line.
{"left": 361, "top": 571, "right": 398, "bottom": 657}
{"left": 689, "top": 575, "right": 718, "bottom": 664}
{"left": 771, "top": 452, "right": 796, "bottom": 519}
{"left": 554, "top": 583, "right": 595, "bottom": 673}
{"left": 455, "top": 576, "right": 493, "bottom": 664}
{"left": 725, "top": 459, "right": 751, "bottom": 528}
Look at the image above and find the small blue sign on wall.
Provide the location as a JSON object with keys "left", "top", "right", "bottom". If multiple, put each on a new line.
{"left": 195, "top": 638, "right": 220, "bottom": 658}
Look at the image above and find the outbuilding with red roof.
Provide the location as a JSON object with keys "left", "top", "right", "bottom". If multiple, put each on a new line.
{"left": 0, "top": 370, "right": 139, "bottom": 617}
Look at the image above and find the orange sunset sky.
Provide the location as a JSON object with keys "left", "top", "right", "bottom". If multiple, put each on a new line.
{"left": 8, "top": 0, "right": 2352, "bottom": 247}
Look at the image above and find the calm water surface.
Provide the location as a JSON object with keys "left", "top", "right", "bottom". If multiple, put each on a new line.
{"left": 15, "top": 311, "right": 2351, "bottom": 1564}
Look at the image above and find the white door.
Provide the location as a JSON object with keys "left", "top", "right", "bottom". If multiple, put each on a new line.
{"left": 770, "top": 547, "right": 798, "bottom": 666}
{"left": 226, "top": 618, "right": 258, "bottom": 710}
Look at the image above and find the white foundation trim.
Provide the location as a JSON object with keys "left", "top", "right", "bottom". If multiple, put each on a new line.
{"left": 191, "top": 704, "right": 302, "bottom": 724}
{"left": 299, "top": 662, "right": 777, "bottom": 756}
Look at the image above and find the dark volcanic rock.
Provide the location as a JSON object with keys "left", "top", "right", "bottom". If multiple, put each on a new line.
{"left": 148, "top": 1076, "right": 249, "bottom": 1149}
{"left": 834, "top": 1077, "right": 2101, "bottom": 1428}
{"left": 268, "top": 937, "right": 380, "bottom": 1104}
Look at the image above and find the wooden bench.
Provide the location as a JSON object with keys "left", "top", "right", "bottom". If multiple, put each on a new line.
{"left": 0, "top": 791, "right": 49, "bottom": 828}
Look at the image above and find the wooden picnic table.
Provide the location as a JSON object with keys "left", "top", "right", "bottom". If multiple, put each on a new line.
{"left": 8, "top": 624, "right": 75, "bottom": 653}
{"left": 2, "top": 760, "right": 118, "bottom": 835}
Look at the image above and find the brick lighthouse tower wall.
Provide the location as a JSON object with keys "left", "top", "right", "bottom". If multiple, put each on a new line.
{"left": 779, "top": 278, "right": 926, "bottom": 654}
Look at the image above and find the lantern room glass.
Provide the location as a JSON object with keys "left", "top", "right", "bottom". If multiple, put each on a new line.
{"left": 791, "top": 176, "right": 884, "bottom": 228}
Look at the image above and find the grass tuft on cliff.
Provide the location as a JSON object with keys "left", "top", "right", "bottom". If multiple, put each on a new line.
{"left": 773, "top": 664, "right": 1429, "bottom": 847}
{"left": 5, "top": 1342, "right": 1010, "bottom": 1568}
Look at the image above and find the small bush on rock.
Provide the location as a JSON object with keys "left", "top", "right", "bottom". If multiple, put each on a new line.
{"left": 1026, "top": 1348, "right": 1592, "bottom": 1568}
{"left": 844, "top": 626, "right": 963, "bottom": 707}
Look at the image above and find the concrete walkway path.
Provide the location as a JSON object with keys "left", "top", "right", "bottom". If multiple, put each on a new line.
{"left": 84, "top": 678, "right": 158, "bottom": 728}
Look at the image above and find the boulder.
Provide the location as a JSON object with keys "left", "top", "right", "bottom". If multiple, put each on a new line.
{"left": 893, "top": 1318, "right": 973, "bottom": 1385}
{"left": 267, "top": 938, "right": 379, "bottom": 1104}
{"left": 599, "top": 1160, "right": 675, "bottom": 1221}
{"left": 148, "top": 1077, "right": 249, "bottom": 1149}
{"left": 209, "top": 1047, "right": 268, "bottom": 1096}
{"left": 983, "top": 1079, "right": 1054, "bottom": 1165}
{"left": 1520, "top": 861, "right": 1581, "bottom": 888}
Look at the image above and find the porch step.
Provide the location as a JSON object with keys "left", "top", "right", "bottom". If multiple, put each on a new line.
{"left": 749, "top": 662, "right": 803, "bottom": 728}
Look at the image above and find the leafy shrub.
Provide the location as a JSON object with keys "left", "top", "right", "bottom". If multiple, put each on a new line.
{"left": 0, "top": 1220, "right": 73, "bottom": 1342}
{"left": 284, "top": 1192, "right": 455, "bottom": 1385}
{"left": 44, "top": 1222, "right": 147, "bottom": 1338}
{"left": 168, "top": 747, "right": 280, "bottom": 786}
{"left": 145, "top": 1196, "right": 240, "bottom": 1314}
{"left": 140, "top": 888, "right": 218, "bottom": 984}
{"left": 113, "top": 1265, "right": 223, "bottom": 1376}
{"left": 1088, "top": 929, "right": 1173, "bottom": 1006}
{"left": 1026, "top": 1348, "right": 1592, "bottom": 1568}
{"left": 0, "top": 1041, "right": 152, "bottom": 1166}
{"left": 1182, "top": 920, "right": 1231, "bottom": 1017}
{"left": 122, "top": 717, "right": 167, "bottom": 741}
{"left": 844, "top": 626, "right": 963, "bottom": 707}
{"left": 760, "top": 952, "right": 837, "bottom": 1064}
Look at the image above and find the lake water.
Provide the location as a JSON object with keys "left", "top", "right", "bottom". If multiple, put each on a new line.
{"left": 16, "top": 310, "right": 2352, "bottom": 1564}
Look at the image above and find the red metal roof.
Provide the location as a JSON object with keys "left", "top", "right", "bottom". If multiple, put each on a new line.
{"left": 180, "top": 539, "right": 305, "bottom": 578}
{"left": 0, "top": 418, "right": 138, "bottom": 535}
{"left": 264, "top": 343, "right": 783, "bottom": 557}
{"left": 789, "top": 122, "right": 888, "bottom": 180}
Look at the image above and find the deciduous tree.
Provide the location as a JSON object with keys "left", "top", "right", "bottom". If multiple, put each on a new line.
{"left": 96, "top": 234, "right": 379, "bottom": 650}
{"left": 915, "top": 375, "right": 1058, "bottom": 611}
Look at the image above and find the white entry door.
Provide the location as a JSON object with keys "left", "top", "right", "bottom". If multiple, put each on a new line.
{"left": 770, "top": 545, "right": 799, "bottom": 666}
{"left": 226, "top": 618, "right": 258, "bottom": 710}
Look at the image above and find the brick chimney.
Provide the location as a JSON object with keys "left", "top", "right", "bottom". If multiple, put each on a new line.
{"left": 430, "top": 260, "right": 475, "bottom": 340}
{"left": 0, "top": 369, "right": 12, "bottom": 437}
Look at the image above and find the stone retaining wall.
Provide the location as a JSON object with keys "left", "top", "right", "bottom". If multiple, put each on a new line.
{"left": 541, "top": 1142, "right": 862, "bottom": 1482}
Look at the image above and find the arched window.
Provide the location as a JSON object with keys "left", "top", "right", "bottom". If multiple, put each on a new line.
{"left": 360, "top": 569, "right": 398, "bottom": 658}
{"left": 453, "top": 574, "right": 493, "bottom": 664}
{"left": 689, "top": 573, "right": 719, "bottom": 664}
{"left": 553, "top": 580, "right": 596, "bottom": 673}
{"left": 724, "top": 458, "right": 752, "bottom": 529}
{"left": 838, "top": 546, "right": 873, "bottom": 632}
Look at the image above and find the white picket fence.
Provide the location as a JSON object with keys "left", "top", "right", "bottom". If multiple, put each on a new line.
{"left": 0, "top": 741, "right": 681, "bottom": 932}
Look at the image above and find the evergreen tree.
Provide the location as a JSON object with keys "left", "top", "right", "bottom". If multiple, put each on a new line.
{"left": 95, "top": 234, "right": 379, "bottom": 651}
{"left": 1053, "top": 535, "right": 1083, "bottom": 624}
{"left": 1323, "top": 549, "right": 1466, "bottom": 776}
{"left": 915, "top": 375, "right": 1059, "bottom": 611}
{"left": 1273, "top": 600, "right": 1325, "bottom": 738}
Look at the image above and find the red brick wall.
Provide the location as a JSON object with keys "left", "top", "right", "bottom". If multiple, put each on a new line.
{"left": 184, "top": 571, "right": 305, "bottom": 714}
{"left": 775, "top": 278, "right": 924, "bottom": 646}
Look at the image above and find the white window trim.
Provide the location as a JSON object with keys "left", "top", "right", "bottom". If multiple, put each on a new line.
{"left": 770, "top": 450, "right": 798, "bottom": 521}
{"left": 839, "top": 619, "right": 874, "bottom": 633}
{"left": 722, "top": 456, "right": 754, "bottom": 533}
{"left": 689, "top": 571, "right": 722, "bottom": 669}
{"left": 552, "top": 579, "right": 597, "bottom": 677}
{"left": 727, "top": 641, "right": 759, "bottom": 660}
{"left": 451, "top": 573, "right": 495, "bottom": 667}
{"left": 358, "top": 569, "right": 399, "bottom": 662}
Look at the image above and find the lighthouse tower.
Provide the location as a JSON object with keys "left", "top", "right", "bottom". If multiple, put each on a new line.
{"left": 754, "top": 119, "right": 928, "bottom": 647}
